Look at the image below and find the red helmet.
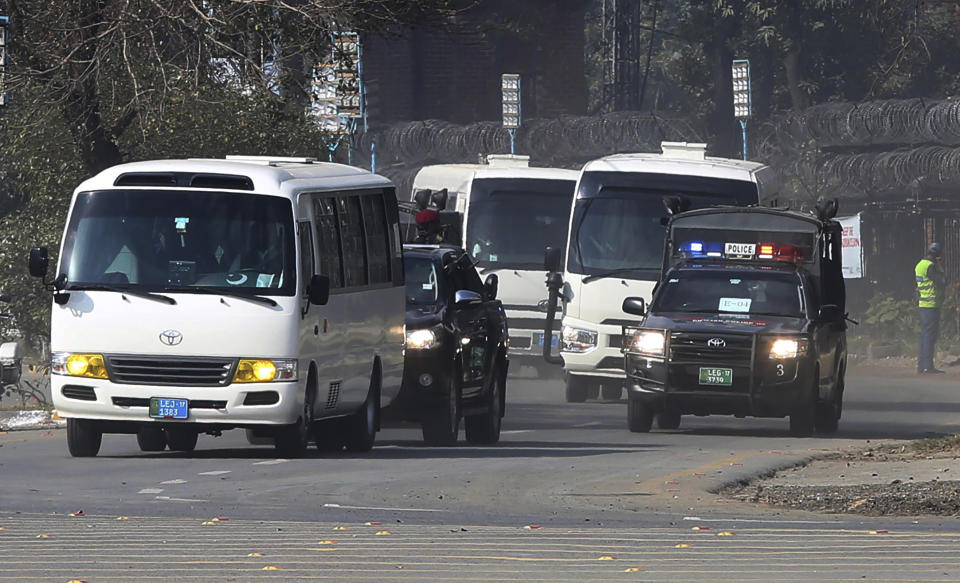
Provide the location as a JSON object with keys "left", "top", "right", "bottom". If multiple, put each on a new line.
{"left": 415, "top": 209, "right": 440, "bottom": 225}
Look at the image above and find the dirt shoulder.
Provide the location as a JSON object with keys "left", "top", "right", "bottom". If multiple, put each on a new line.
{"left": 723, "top": 437, "right": 960, "bottom": 517}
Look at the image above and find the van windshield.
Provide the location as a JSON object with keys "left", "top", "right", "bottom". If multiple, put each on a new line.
{"left": 466, "top": 178, "right": 574, "bottom": 271}
{"left": 653, "top": 270, "right": 804, "bottom": 317}
{"left": 60, "top": 190, "right": 297, "bottom": 296}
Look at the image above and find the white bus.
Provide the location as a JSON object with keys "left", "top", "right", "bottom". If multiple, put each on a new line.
{"left": 412, "top": 155, "right": 577, "bottom": 370}
{"left": 29, "top": 156, "right": 405, "bottom": 457}
{"left": 543, "top": 143, "right": 778, "bottom": 402}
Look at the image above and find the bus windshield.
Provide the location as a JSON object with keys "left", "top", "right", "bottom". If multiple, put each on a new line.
{"left": 466, "top": 178, "right": 574, "bottom": 271}
{"left": 567, "top": 172, "right": 759, "bottom": 279}
{"left": 60, "top": 190, "right": 297, "bottom": 296}
{"left": 653, "top": 270, "right": 805, "bottom": 317}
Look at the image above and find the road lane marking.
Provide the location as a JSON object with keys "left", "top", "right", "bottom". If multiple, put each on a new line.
{"left": 159, "top": 479, "right": 187, "bottom": 484}
{"left": 572, "top": 422, "right": 604, "bottom": 428}
{"left": 500, "top": 430, "right": 533, "bottom": 435}
{"left": 137, "top": 488, "right": 164, "bottom": 494}
{"left": 252, "top": 459, "right": 289, "bottom": 465}
{"left": 155, "top": 496, "right": 208, "bottom": 503}
{"left": 197, "top": 470, "right": 231, "bottom": 476}
{"left": 322, "top": 503, "right": 445, "bottom": 513}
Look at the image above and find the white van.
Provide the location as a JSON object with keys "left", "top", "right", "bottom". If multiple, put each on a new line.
{"left": 29, "top": 156, "right": 405, "bottom": 457}
{"left": 412, "top": 156, "right": 577, "bottom": 368}
{"left": 543, "top": 143, "right": 777, "bottom": 402}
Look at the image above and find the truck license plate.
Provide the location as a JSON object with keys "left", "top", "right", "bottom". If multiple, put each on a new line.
{"left": 149, "top": 398, "right": 189, "bottom": 419}
{"left": 699, "top": 367, "right": 733, "bottom": 386}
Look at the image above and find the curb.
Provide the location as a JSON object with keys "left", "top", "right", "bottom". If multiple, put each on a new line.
{"left": 0, "top": 409, "right": 65, "bottom": 431}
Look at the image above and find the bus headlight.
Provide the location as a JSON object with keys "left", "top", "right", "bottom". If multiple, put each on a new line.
{"left": 561, "top": 326, "right": 598, "bottom": 353}
{"left": 405, "top": 328, "right": 440, "bottom": 350}
{"left": 52, "top": 352, "right": 109, "bottom": 379}
{"left": 769, "top": 338, "right": 804, "bottom": 360}
{"left": 632, "top": 330, "right": 666, "bottom": 357}
{"left": 234, "top": 359, "right": 297, "bottom": 383}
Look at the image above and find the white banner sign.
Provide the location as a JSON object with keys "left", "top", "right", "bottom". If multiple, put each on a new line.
{"left": 838, "top": 213, "right": 863, "bottom": 279}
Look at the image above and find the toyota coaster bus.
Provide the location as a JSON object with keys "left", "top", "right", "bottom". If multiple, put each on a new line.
{"left": 542, "top": 142, "right": 778, "bottom": 402}
{"left": 412, "top": 155, "right": 577, "bottom": 373}
{"left": 30, "top": 156, "right": 406, "bottom": 457}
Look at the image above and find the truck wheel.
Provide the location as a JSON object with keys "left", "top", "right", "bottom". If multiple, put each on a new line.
{"left": 815, "top": 368, "right": 844, "bottom": 434}
{"left": 656, "top": 411, "right": 682, "bottom": 430}
{"left": 465, "top": 362, "right": 504, "bottom": 445}
{"left": 67, "top": 418, "right": 102, "bottom": 457}
{"left": 314, "top": 418, "right": 344, "bottom": 452}
{"left": 789, "top": 379, "right": 817, "bottom": 437}
{"left": 275, "top": 385, "right": 315, "bottom": 458}
{"left": 345, "top": 366, "right": 380, "bottom": 453}
{"left": 587, "top": 385, "right": 600, "bottom": 400}
{"left": 165, "top": 427, "right": 198, "bottom": 452}
{"left": 627, "top": 397, "right": 653, "bottom": 433}
{"left": 136, "top": 425, "right": 167, "bottom": 452}
{"left": 423, "top": 367, "right": 460, "bottom": 446}
{"left": 565, "top": 376, "right": 590, "bottom": 403}
{"left": 601, "top": 384, "right": 623, "bottom": 401}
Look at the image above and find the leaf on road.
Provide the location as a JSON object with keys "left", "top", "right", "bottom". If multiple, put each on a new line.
{"left": 318, "top": 540, "right": 337, "bottom": 545}
{"left": 247, "top": 553, "right": 264, "bottom": 557}
{"left": 364, "top": 522, "right": 382, "bottom": 526}
{"left": 691, "top": 526, "right": 710, "bottom": 531}
{"left": 36, "top": 534, "right": 50, "bottom": 539}
{"left": 201, "top": 521, "right": 218, "bottom": 526}
{"left": 262, "top": 565, "right": 283, "bottom": 570}
{"left": 624, "top": 568, "right": 643, "bottom": 572}
{"left": 375, "top": 531, "right": 392, "bottom": 535}
{"left": 674, "top": 543, "right": 691, "bottom": 548}
{"left": 116, "top": 516, "right": 129, "bottom": 520}
{"left": 333, "top": 526, "right": 348, "bottom": 531}
{"left": 716, "top": 532, "right": 735, "bottom": 536}
{"left": 68, "top": 511, "right": 85, "bottom": 517}
{"left": 870, "top": 530, "right": 889, "bottom": 534}
{"left": 598, "top": 555, "right": 616, "bottom": 560}
{"left": 523, "top": 525, "right": 542, "bottom": 530}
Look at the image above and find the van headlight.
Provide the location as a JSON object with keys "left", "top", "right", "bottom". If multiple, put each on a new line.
{"left": 52, "top": 352, "right": 109, "bottom": 379}
{"left": 234, "top": 359, "right": 298, "bottom": 383}
{"left": 561, "top": 326, "right": 598, "bottom": 353}
{"left": 405, "top": 327, "right": 440, "bottom": 350}
{"left": 769, "top": 338, "right": 806, "bottom": 360}
{"left": 632, "top": 330, "right": 666, "bottom": 357}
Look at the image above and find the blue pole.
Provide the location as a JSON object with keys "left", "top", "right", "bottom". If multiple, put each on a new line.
{"left": 371, "top": 136, "right": 377, "bottom": 174}
{"left": 508, "top": 129, "right": 516, "bottom": 155}
{"left": 740, "top": 119, "right": 748, "bottom": 161}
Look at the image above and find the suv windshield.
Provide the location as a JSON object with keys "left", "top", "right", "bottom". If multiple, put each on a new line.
{"left": 653, "top": 270, "right": 805, "bottom": 317}
{"left": 466, "top": 178, "right": 574, "bottom": 270}
{"left": 403, "top": 256, "right": 443, "bottom": 306}
{"left": 61, "top": 190, "right": 297, "bottom": 296}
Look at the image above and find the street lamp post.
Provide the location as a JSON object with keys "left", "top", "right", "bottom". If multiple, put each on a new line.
{"left": 501, "top": 73, "right": 521, "bottom": 155}
{"left": 732, "top": 59, "right": 752, "bottom": 161}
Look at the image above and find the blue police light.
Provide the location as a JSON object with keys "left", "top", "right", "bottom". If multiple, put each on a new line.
{"left": 682, "top": 241, "right": 706, "bottom": 257}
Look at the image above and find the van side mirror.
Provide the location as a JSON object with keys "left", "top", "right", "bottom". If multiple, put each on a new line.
{"left": 622, "top": 297, "right": 646, "bottom": 316}
{"left": 455, "top": 290, "right": 482, "bottom": 305}
{"left": 818, "top": 304, "right": 841, "bottom": 321}
{"left": 308, "top": 274, "right": 330, "bottom": 306}
{"left": 483, "top": 273, "right": 498, "bottom": 300}
{"left": 29, "top": 246, "right": 49, "bottom": 278}
{"left": 544, "top": 246, "right": 562, "bottom": 273}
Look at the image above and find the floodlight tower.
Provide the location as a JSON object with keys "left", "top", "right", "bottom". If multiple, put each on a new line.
{"left": 501, "top": 73, "right": 521, "bottom": 155}
{"left": 309, "top": 31, "right": 362, "bottom": 162}
{"left": 732, "top": 59, "right": 752, "bottom": 160}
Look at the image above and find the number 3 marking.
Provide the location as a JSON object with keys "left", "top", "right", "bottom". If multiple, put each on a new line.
{"left": 776, "top": 364, "right": 785, "bottom": 377}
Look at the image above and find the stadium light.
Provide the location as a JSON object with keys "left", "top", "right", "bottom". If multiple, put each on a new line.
{"left": 732, "top": 59, "right": 752, "bottom": 160}
{"left": 501, "top": 73, "right": 521, "bottom": 155}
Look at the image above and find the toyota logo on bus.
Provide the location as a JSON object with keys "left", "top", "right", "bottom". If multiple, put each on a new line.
{"left": 707, "top": 337, "right": 726, "bottom": 348}
{"left": 159, "top": 329, "right": 183, "bottom": 346}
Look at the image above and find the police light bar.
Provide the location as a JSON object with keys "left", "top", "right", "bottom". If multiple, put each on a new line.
{"left": 757, "top": 243, "right": 803, "bottom": 262}
{"left": 678, "top": 240, "right": 804, "bottom": 263}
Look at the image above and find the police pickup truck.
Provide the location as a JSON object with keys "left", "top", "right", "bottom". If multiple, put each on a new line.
{"left": 620, "top": 202, "right": 847, "bottom": 436}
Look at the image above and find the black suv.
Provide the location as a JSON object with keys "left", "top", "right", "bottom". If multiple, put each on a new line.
{"left": 388, "top": 245, "right": 509, "bottom": 445}
{"left": 621, "top": 205, "right": 848, "bottom": 436}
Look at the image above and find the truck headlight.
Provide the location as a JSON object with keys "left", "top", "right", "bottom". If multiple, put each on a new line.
{"left": 769, "top": 338, "right": 804, "bottom": 359}
{"left": 52, "top": 352, "right": 109, "bottom": 379}
{"left": 561, "top": 326, "right": 598, "bottom": 353}
{"left": 234, "top": 359, "right": 298, "bottom": 383}
{"left": 632, "top": 330, "right": 666, "bottom": 357}
{"left": 405, "top": 328, "right": 440, "bottom": 350}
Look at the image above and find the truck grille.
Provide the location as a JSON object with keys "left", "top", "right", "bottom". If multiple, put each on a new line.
{"left": 669, "top": 332, "right": 753, "bottom": 367}
{"left": 107, "top": 356, "right": 236, "bottom": 387}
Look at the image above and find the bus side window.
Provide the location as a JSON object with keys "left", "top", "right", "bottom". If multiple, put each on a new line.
{"left": 298, "top": 221, "right": 314, "bottom": 297}
{"left": 338, "top": 195, "right": 369, "bottom": 288}
{"left": 313, "top": 196, "right": 344, "bottom": 289}
{"left": 361, "top": 193, "right": 391, "bottom": 285}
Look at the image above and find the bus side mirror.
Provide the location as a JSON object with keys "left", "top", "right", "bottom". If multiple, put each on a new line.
{"left": 29, "top": 247, "right": 49, "bottom": 278}
{"left": 483, "top": 273, "right": 498, "bottom": 300}
{"left": 544, "top": 246, "right": 562, "bottom": 273}
{"left": 308, "top": 274, "right": 330, "bottom": 306}
{"left": 622, "top": 297, "right": 646, "bottom": 316}
{"left": 818, "top": 304, "right": 841, "bottom": 321}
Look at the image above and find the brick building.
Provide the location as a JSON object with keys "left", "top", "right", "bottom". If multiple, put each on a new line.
{"left": 362, "top": 1, "right": 588, "bottom": 127}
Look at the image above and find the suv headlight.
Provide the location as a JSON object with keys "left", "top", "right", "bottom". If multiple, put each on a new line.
{"left": 52, "top": 352, "right": 109, "bottom": 379}
{"left": 405, "top": 327, "right": 441, "bottom": 350}
{"left": 234, "top": 359, "right": 298, "bottom": 383}
{"left": 561, "top": 326, "right": 598, "bottom": 353}
{"left": 769, "top": 337, "right": 807, "bottom": 360}
{"left": 632, "top": 330, "right": 666, "bottom": 357}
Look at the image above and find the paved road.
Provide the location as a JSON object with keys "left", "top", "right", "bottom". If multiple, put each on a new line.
{"left": 2, "top": 364, "right": 960, "bottom": 581}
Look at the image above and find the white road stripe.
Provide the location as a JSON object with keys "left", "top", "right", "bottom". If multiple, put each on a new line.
{"left": 322, "top": 502, "right": 445, "bottom": 513}
{"left": 159, "top": 479, "right": 187, "bottom": 484}
{"left": 500, "top": 430, "right": 534, "bottom": 435}
{"left": 683, "top": 515, "right": 841, "bottom": 524}
{"left": 197, "top": 470, "right": 231, "bottom": 476}
{"left": 252, "top": 459, "right": 289, "bottom": 465}
{"left": 155, "top": 495, "right": 208, "bottom": 502}
{"left": 137, "top": 488, "right": 164, "bottom": 494}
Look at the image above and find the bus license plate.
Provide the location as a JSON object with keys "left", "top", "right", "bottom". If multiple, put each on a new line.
{"left": 699, "top": 367, "right": 733, "bottom": 386}
{"left": 149, "top": 398, "right": 189, "bottom": 419}
{"left": 534, "top": 332, "right": 559, "bottom": 348}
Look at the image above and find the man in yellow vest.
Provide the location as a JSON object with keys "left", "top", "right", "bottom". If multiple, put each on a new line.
{"left": 916, "top": 242, "right": 945, "bottom": 374}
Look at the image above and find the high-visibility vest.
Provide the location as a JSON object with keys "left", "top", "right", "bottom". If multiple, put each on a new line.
{"left": 916, "top": 259, "right": 939, "bottom": 308}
